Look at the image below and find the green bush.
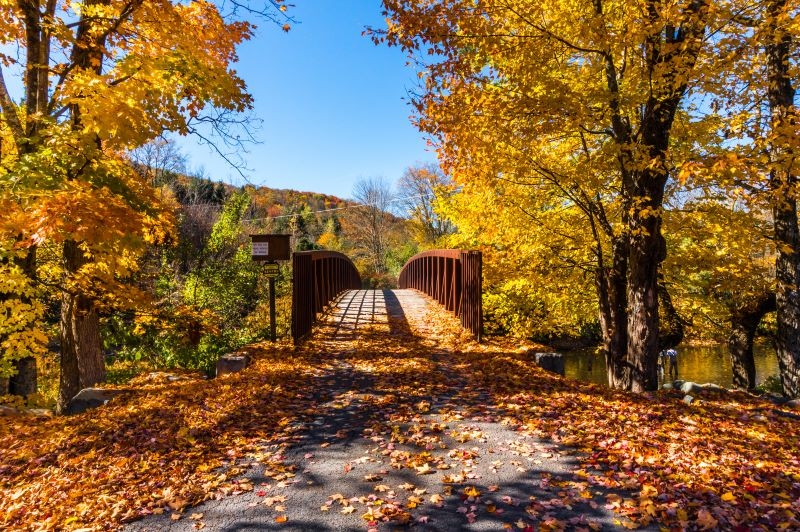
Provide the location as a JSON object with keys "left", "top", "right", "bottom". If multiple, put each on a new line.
{"left": 755, "top": 374, "right": 783, "bottom": 395}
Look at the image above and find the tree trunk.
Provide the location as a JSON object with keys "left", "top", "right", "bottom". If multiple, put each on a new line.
{"left": 57, "top": 240, "right": 105, "bottom": 413}
{"left": 729, "top": 293, "right": 776, "bottom": 390}
{"left": 658, "top": 272, "right": 684, "bottom": 350}
{"left": 598, "top": 237, "right": 630, "bottom": 388}
{"left": 606, "top": 0, "right": 705, "bottom": 392}
{"left": 626, "top": 208, "right": 663, "bottom": 392}
{"left": 2, "top": 247, "right": 40, "bottom": 398}
{"left": 773, "top": 199, "right": 800, "bottom": 397}
{"left": 55, "top": 0, "right": 110, "bottom": 414}
{"left": 765, "top": 0, "right": 800, "bottom": 398}
{"left": 9, "top": 357, "right": 37, "bottom": 397}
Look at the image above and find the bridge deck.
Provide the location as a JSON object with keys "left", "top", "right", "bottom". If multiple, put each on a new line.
{"left": 314, "top": 289, "right": 439, "bottom": 343}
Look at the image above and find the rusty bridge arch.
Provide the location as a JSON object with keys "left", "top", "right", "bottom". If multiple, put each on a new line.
{"left": 291, "top": 250, "right": 361, "bottom": 343}
{"left": 398, "top": 249, "right": 483, "bottom": 340}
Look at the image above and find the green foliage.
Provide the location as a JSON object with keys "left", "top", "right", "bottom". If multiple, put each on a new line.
{"left": 104, "top": 192, "right": 272, "bottom": 374}
{"left": 386, "top": 240, "right": 418, "bottom": 277}
{"left": 755, "top": 375, "right": 784, "bottom": 395}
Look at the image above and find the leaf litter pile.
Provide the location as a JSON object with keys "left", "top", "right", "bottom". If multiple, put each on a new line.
{"left": 1, "top": 289, "right": 799, "bottom": 531}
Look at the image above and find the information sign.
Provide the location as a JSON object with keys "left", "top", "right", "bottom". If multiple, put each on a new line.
{"left": 250, "top": 234, "right": 290, "bottom": 343}
{"left": 251, "top": 234, "right": 290, "bottom": 261}
{"left": 264, "top": 262, "right": 280, "bottom": 277}
{"left": 252, "top": 241, "right": 269, "bottom": 256}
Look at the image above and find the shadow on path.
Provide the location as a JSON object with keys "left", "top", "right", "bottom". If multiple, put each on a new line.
{"left": 127, "top": 289, "right": 655, "bottom": 531}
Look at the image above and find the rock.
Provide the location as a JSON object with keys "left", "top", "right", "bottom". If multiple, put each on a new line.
{"left": 530, "top": 352, "right": 565, "bottom": 376}
{"left": 0, "top": 405, "right": 23, "bottom": 416}
{"left": 683, "top": 395, "right": 694, "bottom": 405}
{"left": 136, "top": 371, "right": 204, "bottom": 385}
{"left": 66, "top": 388, "right": 127, "bottom": 415}
{"left": 680, "top": 381, "right": 704, "bottom": 395}
{"left": 765, "top": 393, "right": 787, "bottom": 405}
{"left": 662, "top": 382, "right": 674, "bottom": 390}
{"left": 786, "top": 399, "right": 800, "bottom": 411}
{"left": 700, "top": 383, "right": 726, "bottom": 392}
{"left": 27, "top": 408, "right": 54, "bottom": 418}
{"left": 216, "top": 353, "right": 251, "bottom": 377}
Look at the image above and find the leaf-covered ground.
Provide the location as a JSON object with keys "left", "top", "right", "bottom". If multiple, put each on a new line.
{"left": 1, "top": 289, "right": 799, "bottom": 531}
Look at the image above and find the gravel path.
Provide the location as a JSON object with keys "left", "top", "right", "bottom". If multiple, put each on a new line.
{"left": 127, "top": 290, "right": 647, "bottom": 531}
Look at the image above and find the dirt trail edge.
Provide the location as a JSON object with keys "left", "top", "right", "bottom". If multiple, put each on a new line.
{"left": 127, "top": 290, "right": 649, "bottom": 532}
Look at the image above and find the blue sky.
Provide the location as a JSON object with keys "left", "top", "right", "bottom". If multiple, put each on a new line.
{"left": 178, "top": 1, "right": 436, "bottom": 199}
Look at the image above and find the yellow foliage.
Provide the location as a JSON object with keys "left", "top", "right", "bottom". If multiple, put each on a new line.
{"left": 0, "top": 259, "right": 47, "bottom": 378}
{"left": 0, "top": 0, "right": 256, "bottom": 369}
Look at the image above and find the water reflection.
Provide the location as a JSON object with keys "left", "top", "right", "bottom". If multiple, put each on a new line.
{"left": 563, "top": 343, "right": 779, "bottom": 388}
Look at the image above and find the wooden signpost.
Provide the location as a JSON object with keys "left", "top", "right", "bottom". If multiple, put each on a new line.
{"left": 250, "top": 234, "right": 291, "bottom": 341}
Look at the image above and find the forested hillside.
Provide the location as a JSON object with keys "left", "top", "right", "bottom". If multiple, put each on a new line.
{"left": 2, "top": 137, "right": 434, "bottom": 410}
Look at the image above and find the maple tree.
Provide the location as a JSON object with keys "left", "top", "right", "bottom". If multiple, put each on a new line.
{"left": 0, "top": 0, "right": 291, "bottom": 409}
{"left": 671, "top": 0, "right": 800, "bottom": 395}
{"left": 749, "top": 0, "right": 799, "bottom": 397}
{"left": 375, "top": 0, "right": 726, "bottom": 391}
{"left": 662, "top": 197, "right": 776, "bottom": 390}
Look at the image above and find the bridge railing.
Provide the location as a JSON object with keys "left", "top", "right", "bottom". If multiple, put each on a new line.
{"left": 292, "top": 250, "right": 362, "bottom": 343}
{"left": 398, "top": 249, "right": 482, "bottom": 340}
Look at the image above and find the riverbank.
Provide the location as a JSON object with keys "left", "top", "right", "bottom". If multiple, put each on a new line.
{"left": 563, "top": 343, "right": 780, "bottom": 390}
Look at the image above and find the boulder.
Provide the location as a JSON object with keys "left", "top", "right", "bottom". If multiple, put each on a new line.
{"left": 680, "top": 381, "right": 704, "bottom": 395}
{"left": 700, "top": 383, "right": 726, "bottom": 393}
{"left": 683, "top": 395, "right": 694, "bottom": 405}
{"left": 0, "top": 405, "right": 23, "bottom": 416}
{"left": 786, "top": 399, "right": 800, "bottom": 411}
{"left": 530, "top": 352, "right": 565, "bottom": 376}
{"left": 66, "top": 388, "right": 127, "bottom": 415}
{"left": 216, "top": 353, "right": 251, "bottom": 377}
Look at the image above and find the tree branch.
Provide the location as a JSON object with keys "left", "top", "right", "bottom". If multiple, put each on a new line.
{"left": 0, "top": 67, "right": 25, "bottom": 144}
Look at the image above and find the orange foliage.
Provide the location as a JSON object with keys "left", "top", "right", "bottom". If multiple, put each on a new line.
{"left": 1, "top": 300, "right": 798, "bottom": 530}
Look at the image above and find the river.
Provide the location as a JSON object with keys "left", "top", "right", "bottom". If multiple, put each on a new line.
{"left": 562, "top": 343, "right": 780, "bottom": 388}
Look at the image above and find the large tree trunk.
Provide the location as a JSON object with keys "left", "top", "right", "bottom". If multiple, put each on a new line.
{"left": 599, "top": 0, "right": 706, "bottom": 392}
{"left": 625, "top": 105, "right": 674, "bottom": 392}
{"left": 765, "top": 0, "right": 800, "bottom": 398}
{"left": 729, "top": 293, "right": 776, "bottom": 390}
{"left": 55, "top": 0, "right": 110, "bottom": 414}
{"left": 57, "top": 240, "right": 105, "bottom": 413}
{"left": 773, "top": 194, "right": 800, "bottom": 397}
{"left": 626, "top": 206, "right": 664, "bottom": 392}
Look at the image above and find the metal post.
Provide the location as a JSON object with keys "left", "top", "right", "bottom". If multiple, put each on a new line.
{"left": 269, "top": 276, "right": 277, "bottom": 342}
